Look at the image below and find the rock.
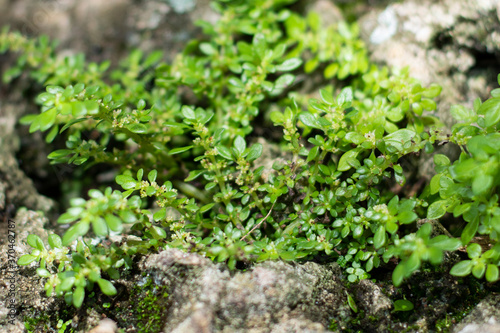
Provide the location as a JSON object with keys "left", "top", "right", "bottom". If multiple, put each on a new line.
{"left": 0, "top": 208, "right": 59, "bottom": 332}
{"left": 0, "top": 100, "right": 55, "bottom": 214}
{"left": 359, "top": 0, "right": 500, "bottom": 111}
{"left": 453, "top": 293, "right": 500, "bottom": 333}
{"left": 359, "top": 0, "right": 500, "bottom": 180}
{"left": 143, "top": 248, "right": 350, "bottom": 332}
{"left": 354, "top": 279, "right": 392, "bottom": 317}
{"left": 87, "top": 318, "right": 118, "bottom": 333}
{"left": 305, "top": 0, "right": 344, "bottom": 28}
{"left": 1, "top": 0, "right": 218, "bottom": 63}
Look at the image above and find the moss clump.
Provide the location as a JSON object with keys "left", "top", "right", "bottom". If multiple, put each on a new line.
{"left": 128, "top": 276, "right": 170, "bottom": 333}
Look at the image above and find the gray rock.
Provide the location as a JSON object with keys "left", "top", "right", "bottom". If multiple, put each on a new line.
{"left": 354, "top": 279, "right": 392, "bottom": 318}
{"left": 0, "top": 208, "right": 57, "bottom": 332}
{"left": 453, "top": 293, "right": 500, "bottom": 333}
{"left": 359, "top": 0, "right": 500, "bottom": 180}
{"left": 1, "top": 0, "right": 217, "bottom": 63}
{"left": 359, "top": 0, "right": 500, "bottom": 110}
{"left": 0, "top": 100, "right": 55, "bottom": 214}
{"left": 143, "top": 249, "right": 351, "bottom": 332}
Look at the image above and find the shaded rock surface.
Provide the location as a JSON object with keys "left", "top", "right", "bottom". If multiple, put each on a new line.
{"left": 358, "top": 0, "right": 500, "bottom": 179}
{"left": 359, "top": 0, "right": 500, "bottom": 125}
{"left": 0, "top": 95, "right": 55, "bottom": 214}
{"left": 143, "top": 249, "right": 347, "bottom": 332}
{"left": 453, "top": 293, "right": 500, "bottom": 333}
{"left": 0, "top": 0, "right": 217, "bottom": 63}
{"left": 0, "top": 208, "right": 60, "bottom": 332}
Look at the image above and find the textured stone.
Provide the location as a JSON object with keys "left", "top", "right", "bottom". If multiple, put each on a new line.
{"left": 453, "top": 294, "right": 500, "bottom": 333}
{"left": 144, "top": 249, "right": 348, "bottom": 332}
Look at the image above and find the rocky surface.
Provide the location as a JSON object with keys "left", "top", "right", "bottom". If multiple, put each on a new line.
{"left": 0, "top": 0, "right": 499, "bottom": 332}
{"left": 143, "top": 249, "right": 347, "bottom": 332}
{"left": 359, "top": 0, "right": 500, "bottom": 120}
{"left": 358, "top": 0, "right": 500, "bottom": 180}
{"left": 0, "top": 208, "right": 59, "bottom": 333}
{"left": 452, "top": 293, "right": 500, "bottom": 333}
{"left": 0, "top": 0, "right": 217, "bottom": 63}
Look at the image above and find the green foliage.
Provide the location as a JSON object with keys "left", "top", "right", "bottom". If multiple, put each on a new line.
{"left": 425, "top": 79, "right": 500, "bottom": 282}
{"left": 129, "top": 277, "right": 169, "bottom": 333}
{"left": 1, "top": 0, "right": 497, "bottom": 309}
{"left": 393, "top": 299, "right": 414, "bottom": 312}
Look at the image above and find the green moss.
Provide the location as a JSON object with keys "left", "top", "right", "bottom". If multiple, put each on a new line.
{"left": 129, "top": 277, "right": 170, "bottom": 333}
{"left": 24, "top": 313, "right": 51, "bottom": 333}
{"left": 23, "top": 309, "right": 75, "bottom": 333}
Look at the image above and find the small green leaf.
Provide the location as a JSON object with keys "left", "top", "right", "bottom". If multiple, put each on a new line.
{"left": 234, "top": 136, "right": 246, "bottom": 155}
{"left": 48, "top": 234, "right": 63, "bottom": 249}
{"left": 137, "top": 99, "right": 146, "bottom": 111}
{"left": 319, "top": 89, "right": 334, "bottom": 105}
{"left": 428, "top": 235, "right": 461, "bottom": 251}
{"left": 36, "top": 268, "right": 51, "bottom": 278}
{"left": 18, "top": 254, "right": 37, "bottom": 265}
{"left": 337, "top": 87, "right": 353, "bottom": 105}
{"left": 60, "top": 277, "right": 76, "bottom": 291}
{"left": 472, "top": 262, "right": 486, "bottom": 279}
{"left": 273, "top": 74, "right": 295, "bottom": 91}
{"left": 276, "top": 58, "right": 302, "bottom": 71}
{"left": 19, "top": 114, "right": 37, "bottom": 125}
{"left": 299, "top": 112, "right": 319, "bottom": 128}
{"left": 200, "top": 203, "right": 215, "bottom": 213}
{"left": 338, "top": 148, "right": 360, "bottom": 172}
{"left": 450, "top": 260, "right": 473, "bottom": 277}
{"left": 420, "top": 98, "right": 437, "bottom": 111}
{"left": 185, "top": 170, "right": 205, "bottom": 181}
{"left": 384, "top": 129, "right": 417, "bottom": 152}
{"left": 105, "top": 214, "right": 123, "bottom": 232}
{"left": 27, "top": 234, "right": 43, "bottom": 249}
{"left": 153, "top": 208, "right": 166, "bottom": 221}
{"left": 422, "top": 83, "right": 442, "bottom": 98}
{"left": 461, "top": 218, "right": 478, "bottom": 245}
{"left": 478, "top": 97, "right": 500, "bottom": 127}
{"left": 199, "top": 42, "right": 217, "bottom": 55}
{"left": 485, "top": 264, "right": 499, "bottom": 282}
{"left": 374, "top": 225, "right": 386, "bottom": 249}
{"left": 427, "top": 200, "right": 447, "bottom": 219}
{"left": 307, "top": 146, "right": 320, "bottom": 163}
{"left": 466, "top": 243, "right": 482, "bottom": 259}
{"left": 450, "top": 105, "right": 474, "bottom": 122}
{"left": 279, "top": 251, "right": 296, "bottom": 261}
{"left": 345, "top": 132, "right": 365, "bottom": 145}
{"left": 73, "top": 286, "right": 85, "bottom": 308}
{"left": 393, "top": 299, "right": 414, "bottom": 312}
{"left": 392, "top": 262, "right": 405, "bottom": 286}
{"left": 92, "top": 218, "right": 108, "bottom": 236}
{"left": 84, "top": 100, "right": 99, "bottom": 115}
{"left": 39, "top": 107, "right": 57, "bottom": 132}
{"left": 181, "top": 106, "right": 196, "bottom": 119}
{"left": 472, "top": 174, "right": 493, "bottom": 195}
{"left": 116, "top": 175, "right": 137, "bottom": 190}
{"left": 151, "top": 226, "right": 167, "bottom": 239}
{"left": 247, "top": 143, "right": 263, "bottom": 162}
{"left": 347, "top": 293, "right": 358, "bottom": 313}
{"left": 148, "top": 170, "right": 158, "bottom": 183}
{"left": 169, "top": 146, "right": 194, "bottom": 155}
{"left": 270, "top": 111, "right": 284, "bottom": 124}
{"left": 324, "top": 62, "right": 339, "bottom": 79}
{"left": 216, "top": 145, "right": 233, "bottom": 160}
{"left": 126, "top": 123, "right": 147, "bottom": 134}
{"left": 62, "top": 222, "right": 90, "bottom": 246}
{"left": 434, "top": 154, "right": 450, "bottom": 166}
{"left": 397, "top": 211, "right": 418, "bottom": 224}
{"left": 45, "top": 125, "right": 59, "bottom": 143}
